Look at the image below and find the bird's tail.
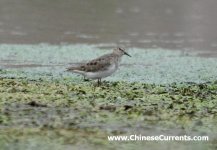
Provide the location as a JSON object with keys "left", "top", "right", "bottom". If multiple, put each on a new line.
{"left": 66, "top": 66, "right": 85, "bottom": 75}
{"left": 66, "top": 66, "right": 77, "bottom": 71}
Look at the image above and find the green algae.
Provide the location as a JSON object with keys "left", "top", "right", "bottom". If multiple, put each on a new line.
{"left": 1, "top": 44, "right": 217, "bottom": 149}
{"left": 1, "top": 44, "right": 217, "bottom": 84}
{"left": 0, "top": 77, "right": 217, "bottom": 149}
{"left": 0, "top": 78, "right": 216, "bottom": 129}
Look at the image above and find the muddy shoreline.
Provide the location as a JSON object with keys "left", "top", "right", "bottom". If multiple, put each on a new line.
{"left": 0, "top": 77, "right": 216, "bottom": 149}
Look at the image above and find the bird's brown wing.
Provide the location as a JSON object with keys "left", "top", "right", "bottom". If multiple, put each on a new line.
{"left": 67, "top": 53, "right": 114, "bottom": 72}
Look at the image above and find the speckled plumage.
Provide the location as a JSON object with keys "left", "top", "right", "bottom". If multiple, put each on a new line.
{"left": 67, "top": 48, "right": 131, "bottom": 85}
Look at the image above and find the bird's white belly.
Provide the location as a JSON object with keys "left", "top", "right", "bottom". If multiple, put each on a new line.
{"left": 84, "top": 64, "right": 117, "bottom": 79}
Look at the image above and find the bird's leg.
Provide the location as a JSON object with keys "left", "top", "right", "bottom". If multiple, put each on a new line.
{"left": 97, "top": 79, "right": 100, "bottom": 87}
{"left": 83, "top": 76, "right": 86, "bottom": 81}
{"left": 83, "top": 76, "right": 90, "bottom": 82}
{"left": 99, "top": 78, "right": 102, "bottom": 85}
{"left": 96, "top": 78, "right": 102, "bottom": 86}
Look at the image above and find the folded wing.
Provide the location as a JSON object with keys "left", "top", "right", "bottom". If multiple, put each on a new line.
{"left": 67, "top": 53, "right": 114, "bottom": 72}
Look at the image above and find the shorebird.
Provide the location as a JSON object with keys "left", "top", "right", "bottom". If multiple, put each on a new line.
{"left": 66, "top": 47, "right": 131, "bottom": 86}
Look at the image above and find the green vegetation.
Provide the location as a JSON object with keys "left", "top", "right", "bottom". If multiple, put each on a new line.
{"left": 0, "top": 77, "right": 216, "bottom": 149}
{"left": 0, "top": 44, "right": 217, "bottom": 149}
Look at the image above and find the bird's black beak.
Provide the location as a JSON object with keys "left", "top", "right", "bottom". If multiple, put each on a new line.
{"left": 124, "top": 51, "right": 131, "bottom": 57}
{"left": 118, "top": 47, "right": 131, "bottom": 57}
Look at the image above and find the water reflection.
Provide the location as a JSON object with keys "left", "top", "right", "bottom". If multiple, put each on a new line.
{"left": 0, "top": 0, "right": 217, "bottom": 52}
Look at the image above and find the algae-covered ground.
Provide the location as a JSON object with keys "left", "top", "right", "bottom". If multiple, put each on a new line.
{"left": 0, "top": 44, "right": 217, "bottom": 150}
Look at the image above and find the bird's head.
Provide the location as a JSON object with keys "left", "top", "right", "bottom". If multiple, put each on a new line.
{"left": 113, "top": 47, "right": 131, "bottom": 57}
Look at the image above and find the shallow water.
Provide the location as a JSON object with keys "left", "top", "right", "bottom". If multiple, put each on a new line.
{"left": 0, "top": 0, "right": 217, "bottom": 54}
{"left": 1, "top": 1, "right": 217, "bottom": 150}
